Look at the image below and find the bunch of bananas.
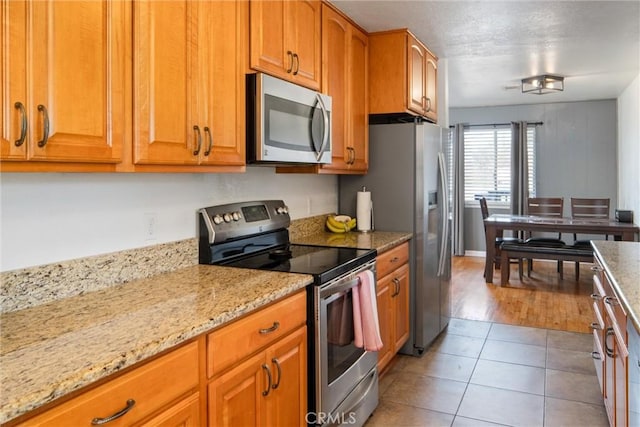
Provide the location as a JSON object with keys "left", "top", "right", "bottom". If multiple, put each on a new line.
{"left": 325, "top": 215, "right": 357, "bottom": 233}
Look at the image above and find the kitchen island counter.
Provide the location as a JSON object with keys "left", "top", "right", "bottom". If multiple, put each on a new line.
{"left": 592, "top": 240, "right": 640, "bottom": 332}
{"left": 291, "top": 230, "right": 412, "bottom": 253}
{"left": 0, "top": 265, "right": 312, "bottom": 424}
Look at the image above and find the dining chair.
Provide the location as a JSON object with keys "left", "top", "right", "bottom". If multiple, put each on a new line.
{"left": 480, "top": 197, "right": 523, "bottom": 278}
{"left": 570, "top": 197, "right": 610, "bottom": 279}
{"left": 525, "top": 197, "right": 566, "bottom": 277}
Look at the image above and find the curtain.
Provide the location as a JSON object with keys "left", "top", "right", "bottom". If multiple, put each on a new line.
{"left": 452, "top": 123, "right": 465, "bottom": 256}
{"left": 510, "top": 121, "right": 529, "bottom": 216}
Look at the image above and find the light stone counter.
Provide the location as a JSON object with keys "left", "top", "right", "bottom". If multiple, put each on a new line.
{"left": 291, "top": 230, "right": 412, "bottom": 253}
{"left": 0, "top": 265, "right": 312, "bottom": 424}
{"left": 592, "top": 241, "right": 640, "bottom": 332}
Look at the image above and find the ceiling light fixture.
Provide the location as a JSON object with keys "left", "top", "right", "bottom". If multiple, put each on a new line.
{"left": 521, "top": 74, "right": 564, "bottom": 95}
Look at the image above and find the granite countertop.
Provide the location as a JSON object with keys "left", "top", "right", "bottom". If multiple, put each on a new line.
{"left": 291, "top": 230, "right": 412, "bottom": 253}
{"left": 0, "top": 265, "right": 313, "bottom": 424}
{"left": 592, "top": 241, "right": 640, "bottom": 332}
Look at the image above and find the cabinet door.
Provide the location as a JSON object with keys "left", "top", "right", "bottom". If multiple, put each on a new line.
{"left": 614, "top": 338, "right": 628, "bottom": 427}
{"left": 407, "top": 34, "right": 426, "bottom": 116}
{"left": 250, "top": 1, "right": 287, "bottom": 80}
{"left": 287, "top": 0, "right": 321, "bottom": 90}
{"left": 347, "top": 26, "right": 368, "bottom": 172}
{"left": 208, "top": 352, "right": 266, "bottom": 427}
{"left": 376, "top": 275, "right": 393, "bottom": 372}
{"left": 425, "top": 52, "right": 438, "bottom": 123}
{"left": 265, "top": 326, "right": 307, "bottom": 427}
{"left": 199, "top": 0, "right": 245, "bottom": 166}
{"left": 134, "top": 0, "right": 199, "bottom": 165}
{"left": 1, "top": 0, "right": 28, "bottom": 160}
{"left": 320, "top": 5, "right": 349, "bottom": 170}
{"left": 393, "top": 264, "right": 410, "bottom": 352}
{"left": 21, "top": 1, "right": 126, "bottom": 162}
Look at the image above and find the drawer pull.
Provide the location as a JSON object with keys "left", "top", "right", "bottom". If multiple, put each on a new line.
{"left": 390, "top": 257, "right": 399, "bottom": 263}
{"left": 604, "top": 296, "right": 619, "bottom": 306}
{"left": 591, "top": 351, "right": 602, "bottom": 360}
{"left": 590, "top": 293, "right": 601, "bottom": 301}
{"left": 91, "top": 399, "right": 135, "bottom": 425}
{"left": 259, "top": 321, "right": 280, "bottom": 334}
{"left": 272, "top": 358, "right": 282, "bottom": 389}
{"left": 261, "top": 364, "right": 272, "bottom": 396}
{"left": 590, "top": 322, "right": 601, "bottom": 330}
{"left": 590, "top": 266, "right": 601, "bottom": 272}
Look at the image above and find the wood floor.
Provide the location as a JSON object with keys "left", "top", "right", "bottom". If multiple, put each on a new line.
{"left": 450, "top": 256, "right": 593, "bottom": 333}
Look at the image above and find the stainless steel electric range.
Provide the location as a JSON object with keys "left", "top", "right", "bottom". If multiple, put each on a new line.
{"left": 198, "top": 200, "right": 379, "bottom": 427}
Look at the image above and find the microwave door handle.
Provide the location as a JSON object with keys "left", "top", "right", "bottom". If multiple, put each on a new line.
{"left": 314, "top": 93, "right": 329, "bottom": 161}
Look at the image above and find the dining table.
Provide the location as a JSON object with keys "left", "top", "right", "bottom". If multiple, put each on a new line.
{"left": 483, "top": 214, "right": 639, "bottom": 283}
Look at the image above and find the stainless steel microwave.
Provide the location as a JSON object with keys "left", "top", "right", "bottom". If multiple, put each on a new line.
{"left": 246, "top": 73, "right": 332, "bottom": 165}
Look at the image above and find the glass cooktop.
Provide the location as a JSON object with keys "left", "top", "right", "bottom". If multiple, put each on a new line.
{"left": 217, "top": 244, "right": 376, "bottom": 284}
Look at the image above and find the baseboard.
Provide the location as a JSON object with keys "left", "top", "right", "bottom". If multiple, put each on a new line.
{"left": 464, "top": 250, "right": 485, "bottom": 258}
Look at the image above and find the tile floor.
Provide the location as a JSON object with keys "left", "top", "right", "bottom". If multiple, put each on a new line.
{"left": 365, "top": 318, "right": 610, "bottom": 427}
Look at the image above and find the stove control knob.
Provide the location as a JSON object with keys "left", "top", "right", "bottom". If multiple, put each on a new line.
{"left": 213, "top": 215, "right": 224, "bottom": 225}
{"left": 223, "top": 213, "right": 232, "bottom": 223}
{"left": 232, "top": 211, "right": 241, "bottom": 221}
{"left": 276, "top": 206, "right": 288, "bottom": 215}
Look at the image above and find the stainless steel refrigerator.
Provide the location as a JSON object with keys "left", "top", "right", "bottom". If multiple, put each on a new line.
{"left": 339, "top": 120, "right": 451, "bottom": 356}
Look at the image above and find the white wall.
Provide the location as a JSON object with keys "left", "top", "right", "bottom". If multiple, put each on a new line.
{"left": 617, "top": 73, "right": 640, "bottom": 218}
{"left": 0, "top": 168, "right": 338, "bottom": 271}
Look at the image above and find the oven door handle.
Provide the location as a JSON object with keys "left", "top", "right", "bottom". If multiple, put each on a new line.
{"left": 320, "top": 276, "right": 361, "bottom": 299}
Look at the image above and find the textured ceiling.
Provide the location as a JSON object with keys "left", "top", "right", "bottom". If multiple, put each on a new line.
{"left": 330, "top": 1, "right": 640, "bottom": 108}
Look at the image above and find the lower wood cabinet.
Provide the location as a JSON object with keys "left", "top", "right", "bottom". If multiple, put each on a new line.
{"left": 12, "top": 290, "right": 308, "bottom": 427}
{"left": 17, "top": 341, "right": 201, "bottom": 426}
{"left": 208, "top": 326, "right": 306, "bottom": 427}
{"left": 376, "top": 242, "right": 410, "bottom": 373}
{"left": 207, "top": 290, "right": 307, "bottom": 427}
{"left": 592, "top": 254, "right": 629, "bottom": 427}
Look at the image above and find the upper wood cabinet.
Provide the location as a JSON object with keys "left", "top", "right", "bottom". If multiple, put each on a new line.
{"left": 250, "top": 0, "right": 321, "bottom": 90}
{"left": 1, "top": 0, "right": 127, "bottom": 165}
{"left": 133, "top": 0, "right": 245, "bottom": 168}
{"left": 277, "top": 3, "right": 368, "bottom": 175}
{"left": 369, "top": 29, "right": 438, "bottom": 122}
{"left": 319, "top": 3, "right": 368, "bottom": 174}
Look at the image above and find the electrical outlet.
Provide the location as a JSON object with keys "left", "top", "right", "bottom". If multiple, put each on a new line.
{"left": 144, "top": 213, "right": 157, "bottom": 241}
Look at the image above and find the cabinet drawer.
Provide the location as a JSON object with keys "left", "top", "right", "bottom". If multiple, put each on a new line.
{"left": 207, "top": 291, "right": 306, "bottom": 377}
{"left": 21, "top": 341, "right": 199, "bottom": 426}
{"left": 377, "top": 242, "right": 409, "bottom": 279}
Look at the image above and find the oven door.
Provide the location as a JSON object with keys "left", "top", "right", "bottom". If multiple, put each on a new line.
{"left": 315, "top": 262, "right": 378, "bottom": 416}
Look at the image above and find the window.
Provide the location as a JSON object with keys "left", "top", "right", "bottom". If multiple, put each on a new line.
{"left": 463, "top": 125, "right": 536, "bottom": 204}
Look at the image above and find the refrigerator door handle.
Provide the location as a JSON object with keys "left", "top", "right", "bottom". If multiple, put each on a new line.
{"left": 437, "top": 152, "right": 449, "bottom": 277}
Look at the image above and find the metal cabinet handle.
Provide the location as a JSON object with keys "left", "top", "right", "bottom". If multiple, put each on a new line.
{"left": 193, "top": 125, "right": 202, "bottom": 156}
{"left": 604, "top": 327, "right": 615, "bottom": 358}
{"left": 271, "top": 358, "right": 282, "bottom": 389}
{"left": 204, "top": 126, "right": 213, "bottom": 156}
{"left": 390, "top": 257, "right": 399, "bottom": 264}
{"left": 590, "top": 293, "right": 601, "bottom": 301}
{"left": 286, "top": 51, "right": 293, "bottom": 73}
{"left": 590, "top": 266, "right": 601, "bottom": 272}
{"left": 261, "top": 364, "right": 272, "bottom": 396}
{"left": 259, "top": 321, "right": 280, "bottom": 334}
{"left": 604, "top": 296, "right": 619, "bottom": 306}
{"left": 348, "top": 147, "right": 356, "bottom": 164}
{"left": 91, "top": 399, "right": 135, "bottom": 425}
{"left": 591, "top": 351, "right": 602, "bottom": 360}
{"left": 425, "top": 97, "right": 432, "bottom": 112}
{"left": 37, "top": 104, "right": 49, "bottom": 147}
{"left": 14, "top": 102, "right": 27, "bottom": 147}
{"left": 392, "top": 278, "right": 400, "bottom": 297}
{"left": 292, "top": 53, "right": 299, "bottom": 75}
{"left": 590, "top": 322, "right": 601, "bottom": 330}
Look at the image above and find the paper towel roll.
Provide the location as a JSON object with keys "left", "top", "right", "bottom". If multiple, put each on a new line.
{"left": 357, "top": 190, "right": 372, "bottom": 232}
